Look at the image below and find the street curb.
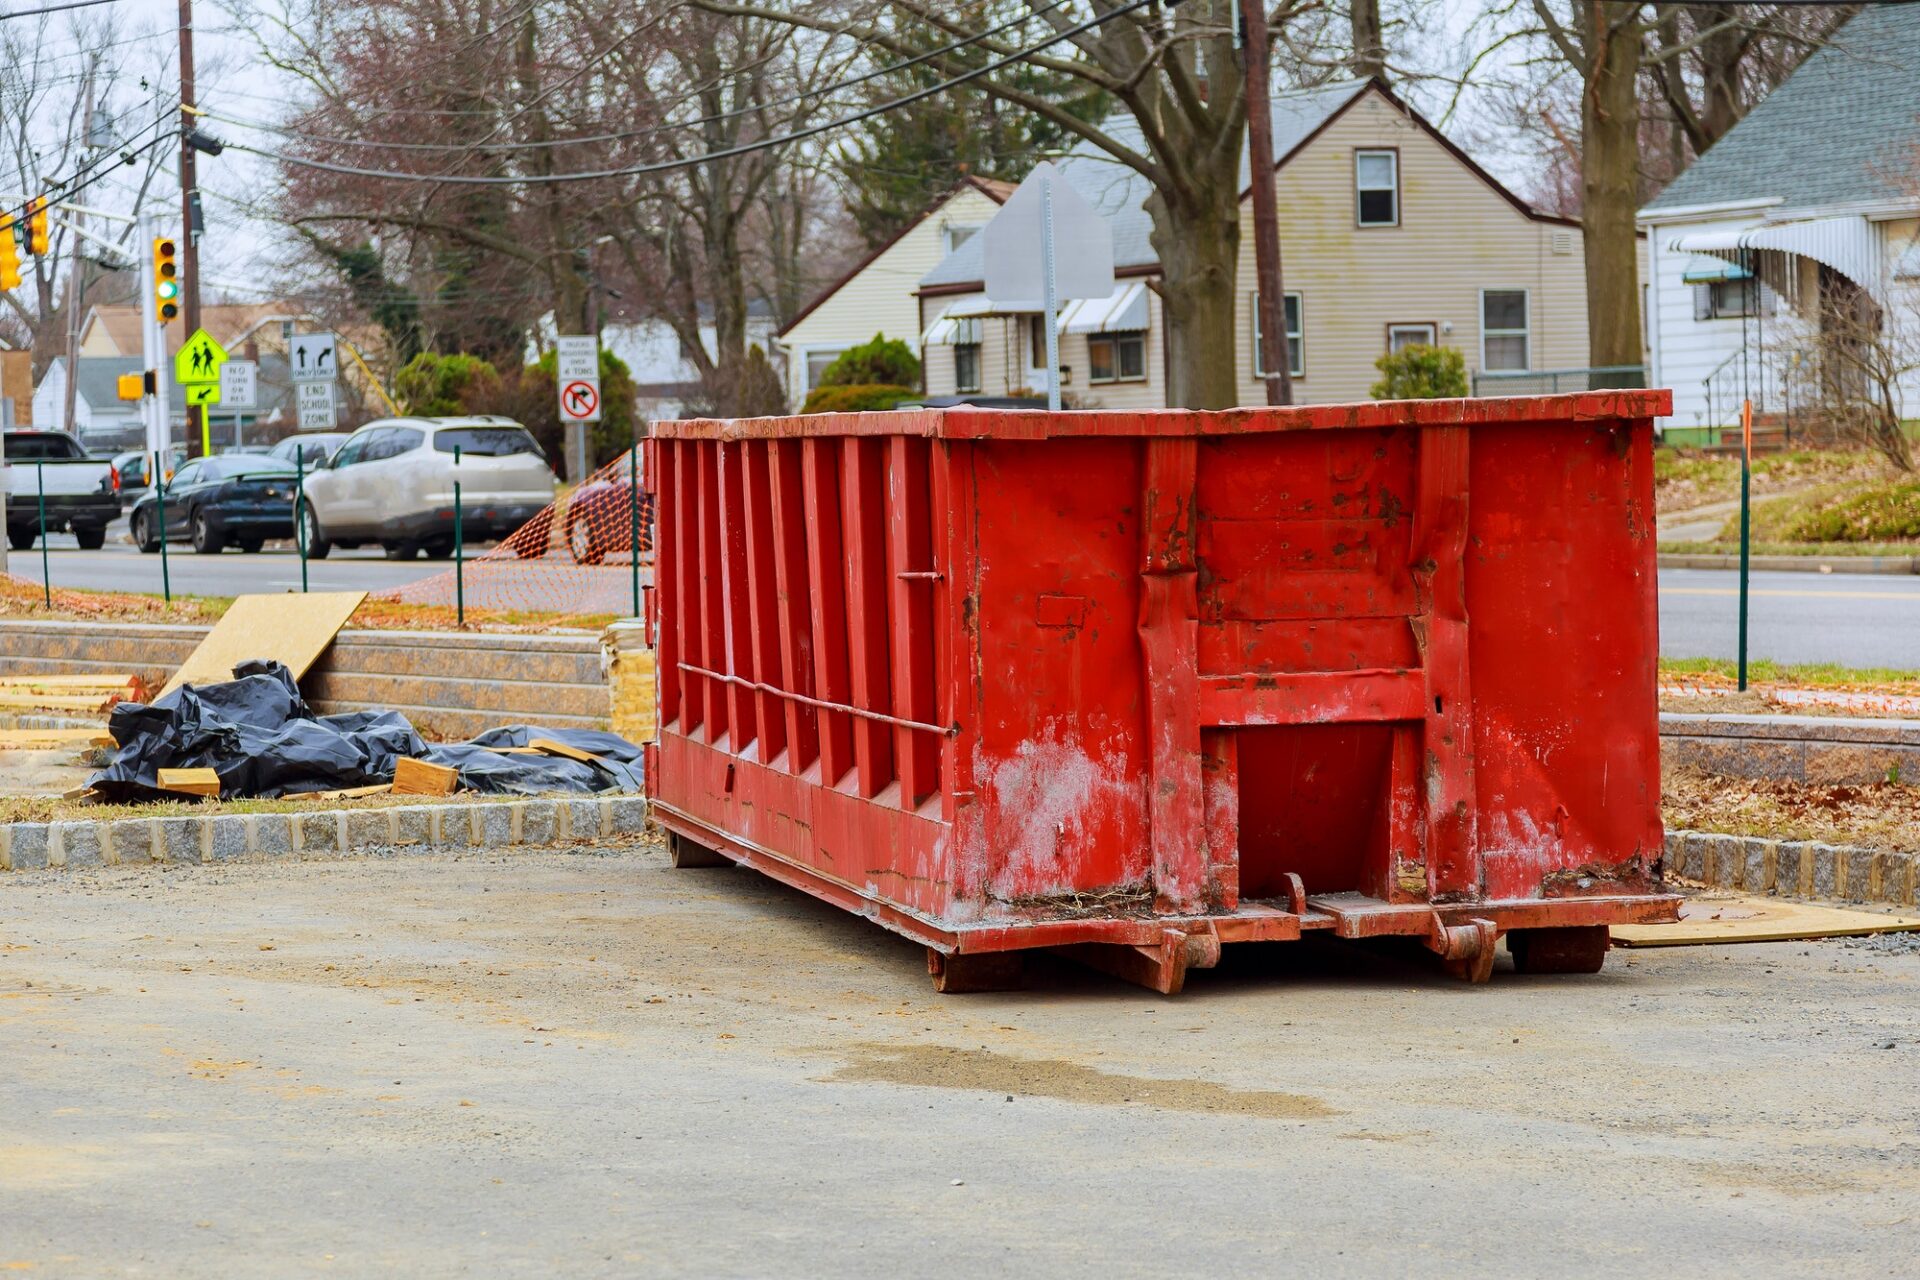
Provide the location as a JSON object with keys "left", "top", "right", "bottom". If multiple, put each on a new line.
{"left": 0, "top": 794, "right": 650, "bottom": 873}
{"left": 1665, "top": 829, "right": 1918, "bottom": 908}
{"left": 1656, "top": 552, "right": 1920, "bottom": 574}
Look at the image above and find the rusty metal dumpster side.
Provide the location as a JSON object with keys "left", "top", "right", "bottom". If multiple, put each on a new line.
{"left": 645, "top": 394, "right": 1678, "bottom": 989}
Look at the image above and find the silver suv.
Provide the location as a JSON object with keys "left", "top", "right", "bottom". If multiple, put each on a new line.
{"left": 298, "top": 416, "right": 558, "bottom": 560}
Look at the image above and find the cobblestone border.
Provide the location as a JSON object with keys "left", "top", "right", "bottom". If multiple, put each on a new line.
{"left": 1666, "top": 829, "right": 1919, "bottom": 908}
{"left": 0, "top": 795, "right": 650, "bottom": 872}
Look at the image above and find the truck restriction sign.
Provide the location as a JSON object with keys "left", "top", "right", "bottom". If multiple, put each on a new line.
{"left": 560, "top": 378, "right": 601, "bottom": 423}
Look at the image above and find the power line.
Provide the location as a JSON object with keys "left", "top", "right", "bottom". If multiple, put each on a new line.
{"left": 222, "top": 0, "right": 1158, "bottom": 186}
{"left": 201, "top": 0, "right": 1072, "bottom": 156}
{"left": 0, "top": 0, "right": 123, "bottom": 19}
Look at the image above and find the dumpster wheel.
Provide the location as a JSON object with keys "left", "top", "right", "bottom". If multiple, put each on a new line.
{"left": 1507, "top": 925, "right": 1610, "bottom": 975}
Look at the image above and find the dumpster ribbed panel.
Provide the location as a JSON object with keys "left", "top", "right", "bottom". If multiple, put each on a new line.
{"left": 653, "top": 435, "right": 944, "bottom": 807}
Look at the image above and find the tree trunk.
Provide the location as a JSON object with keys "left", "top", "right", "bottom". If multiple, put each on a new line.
{"left": 1148, "top": 176, "right": 1242, "bottom": 411}
{"left": 1350, "top": 0, "right": 1386, "bottom": 81}
{"left": 1580, "top": 3, "right": 1643, "bottom": 371}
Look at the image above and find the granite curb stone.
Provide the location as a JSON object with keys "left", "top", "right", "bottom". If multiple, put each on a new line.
{"left": 1665, "top": 829, "right": 1918, "bottom": 907}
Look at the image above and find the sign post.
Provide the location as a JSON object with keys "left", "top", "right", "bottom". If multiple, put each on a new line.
{"left": 556, "top": 334, "right": 601, "bottom": 483}
{"left": 982, "top": 161, "right": 1113, "bottom": 412}
{"left": 221, "top": 359, "right": 258, "bottom": 448}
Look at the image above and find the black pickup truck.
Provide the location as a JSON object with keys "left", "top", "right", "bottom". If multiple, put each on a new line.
{"left": 2, "top": 430, "right": 120, "bottom": 550}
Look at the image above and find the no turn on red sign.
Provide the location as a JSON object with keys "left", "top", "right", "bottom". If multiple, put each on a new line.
{"left": 556, "top": 335, "right": 602, "bottom": 423}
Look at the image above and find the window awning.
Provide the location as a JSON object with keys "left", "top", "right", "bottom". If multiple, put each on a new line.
{"left": 1060, "top": 281, "right": 1149, "bottom": 334}
{"left": 1680, "top": 255, "right": 1750, "bottom": 284}
{"left": 1669, "top": 216, "right": 1880, "bottom": 300}
{"left": 920, "top": 307, "right": 984, "bottom": 346}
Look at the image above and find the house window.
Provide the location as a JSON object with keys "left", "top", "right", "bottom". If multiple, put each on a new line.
{"left": 1252, "top": 293, "right": 1304, "bottom": 378}
{"left": 1356, "top": 150, "right": 1399, "bottom": 227}
{"left": 954, "top": 342, "right": 982, "bottom": 393}
{"left": 1480, "top": 290, "right": 1530, "bottom": 371}
{"left": 1695, "top": 279, "right": 1773, "bottom": 320}
{"left": 1388, "top": 323, "right": 1437, "bottom": 353}
{"left": 943, "top": 224, "right": 980, "bottom": 254}
{"left": 1088, "top": 332, "right": 1146, "bottom": 383}
{"left": 804, "top": 347, "right": 845, "bottom": 391}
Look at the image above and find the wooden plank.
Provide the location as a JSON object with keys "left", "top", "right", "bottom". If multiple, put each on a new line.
{"left": 0, "top": 673, "right": 139, "bottom": 690}
{"left": 0, "top": 728, "right": 116, "bottom": 750}
{"left": 392, "top": 757, "right": 459, "bottom": 796}
{"left": 1613, "top": 897, "right": 1920, "bottom": 947}
{"left": 160, "top": 591, "right": 366, "bottom": 697}
{"left": 528, "top": 737, "right": 602, "bottom": 764}
{"left": 0, "top": 691, "right": 115, "bottom": 712}
{"left": 157, "top": 767, "right": 221, "bottom": 798}
{"left": 301, "top": 783, "right": 392, "bottom": 801}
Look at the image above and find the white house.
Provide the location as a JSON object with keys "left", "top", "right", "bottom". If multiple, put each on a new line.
{"left": 541, "top": 302, "right": 778, "bottom": 421}
{"left": 1639, "top": 4, "right": 1920, "bottom": 437}
{"left": 775, "top": 176, "right": 1013, "bottom": 409}
{"left": 782, "top": 81, "right": 1609, "bottom": 412}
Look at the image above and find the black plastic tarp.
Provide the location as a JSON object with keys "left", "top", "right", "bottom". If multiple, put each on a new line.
{"left": 89, "top": 660, "right": 643, "bottom": 800}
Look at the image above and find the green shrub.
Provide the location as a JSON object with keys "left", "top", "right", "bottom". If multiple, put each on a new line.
{"left": 393, "top": 352, "right": 504, "bottom": 416}
{"left": 800, "top": 382, "right": 916, "bottom": 414}
{"left": 820, "top": 333, "right": 920, "bottom": 389}
{"left": 1369, "top": 344, "right": 1468, "bottom": 400}
{"left": 1784, "top": 480, "right": 1920, "bottom": 542}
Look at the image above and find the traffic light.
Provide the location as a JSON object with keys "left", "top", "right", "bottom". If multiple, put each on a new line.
{"left": 153, "top": 236, "right": 180, "bottom": 323}
{"left": 0, "top": 216, "right": 18, "bottom": 291}
{"left": 24, "top": 196, "right": 48, "bottom": 256}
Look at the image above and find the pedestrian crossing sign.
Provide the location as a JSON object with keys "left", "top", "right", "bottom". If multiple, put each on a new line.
{"left": 174, "top": 328, "right": 228, "bottom": 385}
{"left": 186, "top": 382, "right": 221, "bottom": 406}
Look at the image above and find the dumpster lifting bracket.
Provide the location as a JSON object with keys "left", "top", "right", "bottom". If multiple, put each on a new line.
{"left": 1060, "top": 924, "right": 1223, "bottom": 996}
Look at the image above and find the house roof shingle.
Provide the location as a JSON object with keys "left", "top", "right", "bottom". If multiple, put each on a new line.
{"left": 1642, "top": 4, "right": 1920, "bottom": 216}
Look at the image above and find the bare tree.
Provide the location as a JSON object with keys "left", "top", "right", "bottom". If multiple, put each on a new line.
{"left": 696, "top": 0, "right": 1329, "bottom": 410}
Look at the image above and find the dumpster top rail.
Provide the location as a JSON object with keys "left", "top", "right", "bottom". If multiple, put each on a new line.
{"left": 655, "top": 389, "right": 1673, "bottom": 441}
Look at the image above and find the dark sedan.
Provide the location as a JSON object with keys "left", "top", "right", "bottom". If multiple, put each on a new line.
{"left": 561, "top": 475, "right": 653, "bottom": 565}
{"left": 130, "top": 454, "right": 302, "bottom": 554}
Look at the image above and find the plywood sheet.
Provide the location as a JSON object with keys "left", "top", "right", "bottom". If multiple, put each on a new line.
{"left": 1612, "top": 897, "right": 1920, "bottom": 947}
{"left": 0, "top": 728, "right": 116, "bottom": 750}
{"left": 160, "top": 592, "right": 365, "bottom": 697}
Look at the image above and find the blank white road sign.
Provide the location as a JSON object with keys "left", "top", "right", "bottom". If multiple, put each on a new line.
{"left": 983, "top": 161, "right": 1114, "bottom": 308}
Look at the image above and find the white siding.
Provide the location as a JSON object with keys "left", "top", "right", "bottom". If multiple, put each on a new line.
{"left": 780, "top": 187, "right": 1005, "bottom": 409}
{"left": 919, "top": 288, "right": 1165, "bottom": 409}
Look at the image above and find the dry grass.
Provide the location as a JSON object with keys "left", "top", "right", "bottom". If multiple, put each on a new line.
{"left": 0, "top": 575, "right": 615, "bottom": 634}
{"left": 1663, "top": 767, "right": 1920, "bottom": 851}
{"left": 0, "top": 789, "right": 485, "bottom": 826}
{"left": 1653, "top": 448, "right": 1888, "bottom": 515}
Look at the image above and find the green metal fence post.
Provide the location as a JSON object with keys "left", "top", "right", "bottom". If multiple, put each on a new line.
{"left": 155, "top": 450, "right": 172, "bottom": 604}
{"left": 295, "top": 449, "right": 309, "bottom": 593}
{"left": 630, "top": 443, "right": 642, "bottom": 619}
{"left": 1737, "top": 399, "right": 1752, "bottom": 692}
{"left": 453, "top": 444, "right": 465, "bottom": 627}
{"left": 34, "top": 461, "right": 49, "bottom": 609}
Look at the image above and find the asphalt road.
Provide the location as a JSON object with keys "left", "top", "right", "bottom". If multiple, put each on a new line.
{"left": 1658, "top": 567, "right": 1920, "bottom": 669}
{"left": 3, "top": 846, "right": 1917, "bottom": 1277}
{"left": 2, "top": 516, "right": 647, "bottom": 613}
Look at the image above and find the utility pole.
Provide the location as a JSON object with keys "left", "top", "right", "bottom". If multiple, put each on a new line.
{"left": 1242, "top": 0, "right": 1292, "bottom": 406}
{"left": 177, "top": 0, "right": 200, "bottom": 339}
{"left": 62, "top": 63, "right": 97, "bottom": 436}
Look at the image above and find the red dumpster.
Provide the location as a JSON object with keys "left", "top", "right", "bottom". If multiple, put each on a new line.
{"left": 645, "top": 392, "right": 1679, "bottom": 993}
